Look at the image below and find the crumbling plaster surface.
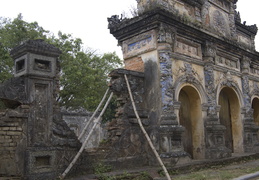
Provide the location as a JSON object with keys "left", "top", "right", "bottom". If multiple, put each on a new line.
{"left": 108, "top": 0, "right": 259, "bottom": 161}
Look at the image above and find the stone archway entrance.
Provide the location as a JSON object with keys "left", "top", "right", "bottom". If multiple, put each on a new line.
{"left": 179, "top": 86, "right": 204, "bottom": 159}
{"left": 252, "top": 97, "right": 259, "bottom": 141}
{"left": 252, "top": 97, "right": 259, "bottom": 126}
{"left": 219, "top": 87, "right": 243, "bottom": 153}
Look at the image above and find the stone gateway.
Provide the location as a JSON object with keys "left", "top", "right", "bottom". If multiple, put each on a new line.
{"left": 108, "top": 0, "right": 259, "bottom": 163}
{"left": 2, "top": 0, "right": 259, "bottom": 179}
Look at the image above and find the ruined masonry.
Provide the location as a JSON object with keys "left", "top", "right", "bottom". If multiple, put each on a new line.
{"left": 107, "top": 0, "right": 259, "bottom": 164}
{"left": 2, "top": 0, "right": 259, "bottom": 179}
{"left": 0, "top": 40, "right": 81, "bottom": 179}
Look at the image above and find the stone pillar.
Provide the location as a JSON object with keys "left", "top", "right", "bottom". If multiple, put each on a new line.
{"left": 203, "top": 41, "right": 231, "bottom": 159}
{"left": 157, "top": 23, "right": 190, "bottom": 164}
{"left": 11, "top": 40, "right": 61, "bottom": 147}
{"left": 8, "top": 39, "right": 81, "bottom": 179}
{"left": 108, "top": 69, "right": 149, "bottom": 167}
{"left": 241, "top": 56, "right": 259, "bottom": 152}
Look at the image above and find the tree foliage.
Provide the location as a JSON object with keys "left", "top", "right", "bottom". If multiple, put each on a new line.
{"left": 0, "top": 14, "right": 122, "bottom": 111}
{"left": 0, "top": 14, "right": 50, "bottom": 82}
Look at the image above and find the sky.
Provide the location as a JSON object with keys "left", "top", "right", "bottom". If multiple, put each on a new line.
{"left": 0, "top": 0, "right": 258, "bottom": 58}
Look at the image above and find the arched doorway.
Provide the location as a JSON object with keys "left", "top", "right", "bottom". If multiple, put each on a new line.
{"left": 252, "top": 97, "right": 259, "bottom": 126}
{"left": 218, "top": 87, "right": 243, "bottom": 153}
{"left": 178, "top": 85, "right": 204, "bottom": 159}
{"left": 252, "top": 97, "right": 259, "bottom": 141}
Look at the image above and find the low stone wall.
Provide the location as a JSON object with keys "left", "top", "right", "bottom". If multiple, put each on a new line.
{"left": 62, "top": 108, "right": 107, "bottom": 149}
{"left": 0, "top": 107, "right": 28, "bottom": 178}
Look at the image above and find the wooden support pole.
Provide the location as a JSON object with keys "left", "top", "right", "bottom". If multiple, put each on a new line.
{"left": 124, "top": 74, "right": 172, "bottom": 180}
{"left": 60, "top": 92, "right": 113, "bottom": 179}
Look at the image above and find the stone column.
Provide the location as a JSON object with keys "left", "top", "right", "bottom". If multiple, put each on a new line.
{"left": 203, "top": 41, "right": 231, "bottom": 159}
{"left": 157, "top": 23, "right": 190, "bottom": 164}
{"left": 108, "top": 69, "right": 150, "bottom": 166}
{"left": 9, "top": 39, "right": 81, "bottom": 179}
{"left": 241, "top": 56, "right": 259, "bottom": 152}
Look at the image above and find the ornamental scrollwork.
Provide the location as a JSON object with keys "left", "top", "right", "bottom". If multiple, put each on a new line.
{"left": 241, "top": 56, "right": 251, "bottom": 74}
{"left": 157, "top": 23, "right": 176, "bottom": 47}
{"left": 213, "top": 10, "right": 227, "bottom": 36}
{"left": 203, "top": 41, "right": 217, "bottom": 58}
{"left": 216, "top": 71, "right": 238, "bottom": 88}
{"left": 178, "top": 63, "right": 203, "bottom": 83}
{"left": 204, "top": 64, "right": 216, "bottom": 102}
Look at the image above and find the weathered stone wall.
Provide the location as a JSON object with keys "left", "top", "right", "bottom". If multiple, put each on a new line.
{"left": 62, "top": 108, "right": 106, "bottom": 149}
{"left": 0, "top": 40, "right": 82, "bottom": 179}
{"left": 108, "top": 0, "right": 259, "bottom": 163}
{"left": 0, "top": 107, "right": 28, "bottom": 178}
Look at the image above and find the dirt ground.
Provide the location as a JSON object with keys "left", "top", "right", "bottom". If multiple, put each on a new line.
{"left": 69, "top": 153, "right": 259, "bottom": 180}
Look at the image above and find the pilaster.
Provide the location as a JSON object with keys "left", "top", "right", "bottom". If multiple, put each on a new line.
{"left": 241, "top": 56, "right": 259, "bottom": 152}
{"left": 203, "top": 41, "right": 231, "bottom": 159}
{"left": 157, "top": 23, "right": 190, "bottom": 164}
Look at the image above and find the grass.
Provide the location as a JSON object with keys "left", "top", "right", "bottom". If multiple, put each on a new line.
{"left": 171, "top": 164, "right": 259, "bottom": 180}
{"left": 92, "top": 156, "right": 259, "bottom": 180}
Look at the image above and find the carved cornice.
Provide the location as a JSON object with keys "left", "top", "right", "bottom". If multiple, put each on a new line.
{"left": 108, "top": 7, "right": 259, "bottom": 60}
{"left": 10, "top": 39, "right": 62, "bottom": 59}
{"left": 181, "top": 0, "right": 204, "bottom": 7}
{"left": 0, "top": 77, "right": 27, "bottom": 108}
{"left": 236, "top": 21, "right": 258, "bottom": 36}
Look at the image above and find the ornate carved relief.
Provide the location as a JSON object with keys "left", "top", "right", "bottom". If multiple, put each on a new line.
{"left": 203, "top": 41, "right": 216, "bottom": 58}
{"left": 123, "top": 30, "right": 156, "bottom": 59}
{"left": 241, "top": 76, "right": 252, "bottom": 115}
{"left": 250, "top": 64, "right": 259, "bottom": 76}
{"left": 212, "top": 10, "right": 227, "bottom": 36}
{"left": 177, "top": 63, "right": 203, "bottom": 83}
{"left": 209, "top": 0, "right": 230, "bottom": 11}
{"left": 175, "top": 38, "right": 202, "bottom": 59}
{"left": 201, "top": 1, "right": 211, "bottom": 26}
{"left": 229, "top": 2, "right": 237, "bottom": 39}
{"left": 216, "top": 71, "right": 238, "bottom": 88}
{"left": 157, "top": 23, "right": 176, "bottom": 46}
{"left": 241, "top": 56, "right": 251, "bottom": 74}
{"left": 204, "top": 64, "right": 216, "bottom": 104}
{"left": 159, "top": 52, "right": 175, "bottom": 117}
{"left": 31, "top": 84, "right": 50, "bottom": 146}
{"left": 215, "top": 55, "right": 240, "bottom": 70}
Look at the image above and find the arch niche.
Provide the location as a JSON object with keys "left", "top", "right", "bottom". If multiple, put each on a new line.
{"left": 178, "top": 85, "right": 204, "bottom": 159}
{"left": 252, "top": 97, "right": 259, "bottom": 126}
{"left": 218, "top": 87, "right": 243, "bottom": 153}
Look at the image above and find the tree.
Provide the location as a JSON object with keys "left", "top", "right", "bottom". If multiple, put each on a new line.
{"left": 0, "top": 14, "right": 122, "bottom": 112}
{"left": 49, "top": 32, "right": 122, "bottom": 110}
{"left": 0, "top": 14, "right": 50, "bottom": 82}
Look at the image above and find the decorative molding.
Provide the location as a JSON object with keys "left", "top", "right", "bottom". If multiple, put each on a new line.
{"left": 216, "top": 71, "right": 239, "bottom": 88}
{"left": 157, "top": 23, "right": 176, "bottom": 46}
{"left": 177, "top": 63, "right": 203, "bottom": 83}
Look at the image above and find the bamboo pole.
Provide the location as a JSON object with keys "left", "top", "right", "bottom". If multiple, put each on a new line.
{"left": 60, "top": 92, "right": 114, "bottom": 179}
{"left": 78, "top": 88, "right": 110, "bottom": 141}
{"left": 124, "top": 74, "right": 172, "bottom": 180}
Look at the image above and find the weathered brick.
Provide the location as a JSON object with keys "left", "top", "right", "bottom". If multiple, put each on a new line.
{"left": 2, "top": 127, "right": 10, "bottom": 131}
{"left": 4, "top": 147, "right": 15, "bottom": 151}
{"left": 9, "top": 143, "right": 17, "bottom": 147}
{"left": 0, "top": 131, "right": 6, "bottom": 135}
{"left": 3, "top": 139, "right": 12, "bottom": 143}
{"left": 9, "top": 127, "right": 16, "bottom": 131}
{"left": 7, "top": 123, "right": 17, "bottom": 127}
{"left": 125, "top": 57, "right": 144, "bottom": 72}
{"left": 13, "top": 136, "right": 20, "bottom": 139}
{"left": 16, "top": 127, "right": 23, "bottom": 131}
{"left": 6, "top": 131, "right": 21, "bottom": 136}
{"left": 3, "top": 143, "right": 10, "bottom": 147}
{"left": 5, "top": 136, "right": 11, "bottom": 139}
{"left": 20, "top": 105, "right": 30, "bottom": 109}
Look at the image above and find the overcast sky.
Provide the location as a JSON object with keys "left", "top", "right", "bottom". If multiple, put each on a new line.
{"left": 0, "top": 0, "right": 258, "bottom": 58}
